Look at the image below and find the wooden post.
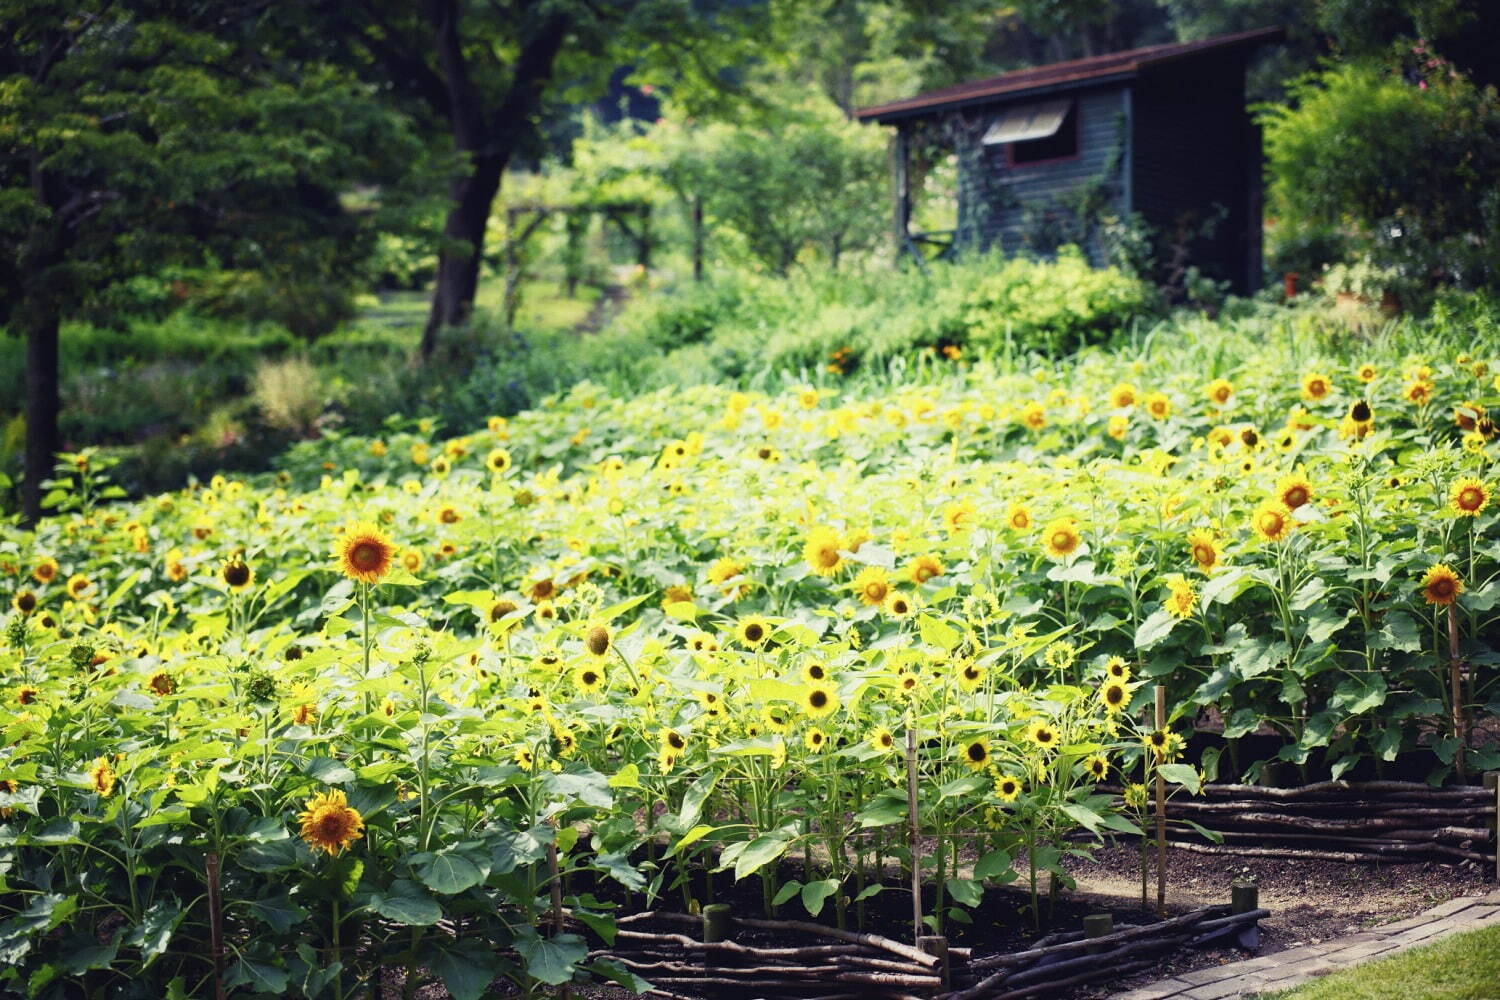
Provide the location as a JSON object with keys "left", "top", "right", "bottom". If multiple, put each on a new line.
{"left": 1447, "top": 605, "right": 1467, "bottom": 781}
{"left": 1485, "top": 772, "right": 1499, "bottom": 883}
{"left": 906, "top": 721, "right": 923, "bottom": 942}
{"left": 702, "top": 903, "right": 732, "bottom": 944}
{"left": 918, "top": 934, "right": 950, "bottom": 988}
{"left": 1155, "top": 684, "right": 1167, "bottom": 917}
{"left": 1232, "top": 877, "right": 1259, "bottom": 915}
{"left": 548, "top": 837, "right": 569, "bottom": 999}
{"left": 1083, "top": 913, "right": 1114, "bottom": 955}
{"left": 892, "top": 125, "right": 911, "bottom": 262}
{"left": 205, "top": 852, "right": 226, "bottom": 1000}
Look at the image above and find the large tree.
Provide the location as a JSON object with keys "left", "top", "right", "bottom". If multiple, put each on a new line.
{"left": 1, "top": 0, "right": 426, "bottom": 521}
{"left": 305, "top": 1, "right": 762, "bottom": 361}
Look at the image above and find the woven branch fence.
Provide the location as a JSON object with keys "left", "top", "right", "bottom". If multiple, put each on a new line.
{"left": 1105, "top": 779, "right": 1499, "bottom": 866}
{"left": 594, "top": 904, "right": 1264, "bottom": 1000}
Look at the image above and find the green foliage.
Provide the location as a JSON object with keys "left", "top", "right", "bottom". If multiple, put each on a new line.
{"left": 0, "top": 4, "right": 434, "bottom": 334}
{"left": 954, "top": 248, "right": 1154, "bottom": 354}
{"left": 1258, "top": 54, "right": 1500, "bottom": 293}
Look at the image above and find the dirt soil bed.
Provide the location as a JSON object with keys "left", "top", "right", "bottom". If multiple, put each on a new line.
{"left": 1064, "top": 844, "right": 1493, "bottom": 997}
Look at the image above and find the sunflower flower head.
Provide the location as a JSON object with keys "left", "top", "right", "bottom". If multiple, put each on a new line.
{"left": 803, "top": 527, "right": 845, "bottom": 576}
{"left": 1450, "top": 478, "right": 1490, "bottom": 518}
{"left": 961, "top": 739, "right": 990, "bottom": 770}
{"left": 297, "top": 788, "right": 364, "bottom": 855}
{"left": 1421, "top": 564, "right": 1463, "bottom": 606}
{"left": 1042, "top": 517, "right": 1082, "bottom": 560}
{"left": 1163, "top": 574, "right": 1197, "bottom": 619}
{"left": 334, "top": 522, "right": 396, "bottom": 585}
{"left": 801, "top": 683, "right": 839, "bottom": 719}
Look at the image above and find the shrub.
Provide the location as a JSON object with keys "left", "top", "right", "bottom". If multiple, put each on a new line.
{"left": 952, "top": 248, "right": 1153, "bottom": 354}
{"left": 1259, "top": 53, "right": 1500, "bottom": 296}
{"left": 253, "top": 357, "right": 327, "bottom": 436}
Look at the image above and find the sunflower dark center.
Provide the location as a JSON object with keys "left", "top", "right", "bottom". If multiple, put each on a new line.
{"left": 351, "top": 542, "right": 382, "bottom": 569}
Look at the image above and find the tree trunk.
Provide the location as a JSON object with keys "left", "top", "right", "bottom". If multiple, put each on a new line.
{"left": 420, "top": 153, "right": 504, "bottom": 360}
{"left": 22, "top": 303, "right": 60, "bottom": 525}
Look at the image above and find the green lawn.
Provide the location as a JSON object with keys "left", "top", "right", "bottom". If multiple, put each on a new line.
{"left": 1261, "top": 925, "right": 1500, "bottom": 1000}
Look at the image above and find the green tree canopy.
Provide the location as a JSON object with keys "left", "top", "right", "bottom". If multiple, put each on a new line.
{"left": 0, "top": 0, "right": 430, "bottom": 520}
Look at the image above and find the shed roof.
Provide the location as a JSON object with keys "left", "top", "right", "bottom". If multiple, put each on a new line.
{"left": 855, "top": 26, "right": 1283, "bottom": 123}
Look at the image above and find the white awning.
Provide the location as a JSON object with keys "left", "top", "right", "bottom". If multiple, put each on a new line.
{"left": 981, "top": 99, "right": 1073, "bottom": 145}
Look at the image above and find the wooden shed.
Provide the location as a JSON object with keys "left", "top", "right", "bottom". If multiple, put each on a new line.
{"left": 855, "top": 27, "right": 1283, "bottom": 293}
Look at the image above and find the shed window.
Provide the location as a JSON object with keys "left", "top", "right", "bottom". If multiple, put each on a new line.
{"left": 982, "top": 98, "right": 1077, "bottom": 165}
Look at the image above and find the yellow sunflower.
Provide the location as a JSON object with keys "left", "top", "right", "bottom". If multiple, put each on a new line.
{"left": 11, "top": 590, "right": 37, "bottom": 615}
{"left": 1404, "top": 380, "right": 1434, "bottom": 406}
{"left": 1085, "top": 755, "right": 1110, "bottom": 781}
{"left": 801, "top": 684, "right": 839, "bottom": 719}
{"left": 956, "top": 660, "right": 986, "bottom": 693}
{"left": 960, "top": 739, "right": 990, "bottom": 770}
{"left": 804, "top": 727, "right": 828, "bottom": 753}
{"left": 1025, "top": 719, "right": 1059, "bottom": 751}
{"left": 993, "top": 774, "right": 1023, "bottom": 802}
{"left": 572, "top": 663, "right": 606, "bottom": 694}
{"left": 852, "top": 566, "right": 891, "bottom": 607}
{"left": 1145, "top": 392, "right": 1172, "bottom": 420}
{"left": 1163, "top": 574, "right": 1197, "bottom": 619}
{"left": 1007, "top": 504, "right": 1032, "bottom": 532}
{"left": 1355, "top": 363, "right": 1377, "bottom": 383}
{"left": 1450, "top": 478, "right": 1490, "bottom": 517}
{"left": 942, "top": 501, "right": 977, "bottom": 535}
{"left": 334, "top": 522, "right": 396, "bottom": 584}
{"left": 1205, "top": 378, "right": 1233, "bottom": 407}
{"left": 1108, "top": 383, "right": 1137, "bottom": 409}
{"left": 221, "top": 555, "right": 254, "bottom": 593}
{"left": 801, "top": 660, "right": 829, "bottom": 683}
{"left": 1100, "top": 679, "right": 1129, "bottom": 714}
{"left": 735, "top": 615, "right": 771, "bottom": 649}
{"left": 89, "top": 758, "right": 116, "bottom": 797}
{"left": 486, "top": 448, "right": 512, "bottom": 473}
{"left": 1187, "top": 530, "right": 1219, "bottom": 572}
{"left": 907, "top": 554, "right": 944, "bottom": 585}
{"left": 1144, "top": 728, "right": 1182, "bottom": 761}
{"left": 1301, "top": 372, "right": 1332, "bottom": 401}
{"left": 884, "top": 591, "right": 914, "bottom": 618}
{"left": 297, "top": 788, "right": 364, "bottom": 855}
{"left": 803, "top": 527, "right": 844, "bottom": 576}
{"left": 1275, "top": 473, "right": 1313, "bottom": 510}
{"left": 1252, "top": 502, "right": 1293, "bottom": 543}
{"left": 1042, "top": 518, "right": 1081, "bottom": 559}
{"left": 869, "top": 727, "right": 896, "bottom": 754}
{"left": 1421, "top": 564, "right": 1463, "bottom": 606}
{"left": 32, "top": 556, "right": 59, "bottom": 585}
{"left": 66, "top": 573, "right": 93, "bottom": 600}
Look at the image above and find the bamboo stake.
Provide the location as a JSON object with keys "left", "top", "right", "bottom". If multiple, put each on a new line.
{"left": 1154, "top": 684, "right": 1167, "bottom": 917}
{"left": 1448, "top": 604, "right": 1467, "bottom": 781}
{"left": 906, "top": 719, "right": 922, "bottom": 943}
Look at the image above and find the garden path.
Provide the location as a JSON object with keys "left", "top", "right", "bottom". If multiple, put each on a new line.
{"left": 1109, "top": 889, "right": 1500, "bottom": 999}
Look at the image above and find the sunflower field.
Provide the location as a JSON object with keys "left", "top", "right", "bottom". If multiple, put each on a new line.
{"left": 1, "top": 308, "right": 1498, "bottom": 998}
